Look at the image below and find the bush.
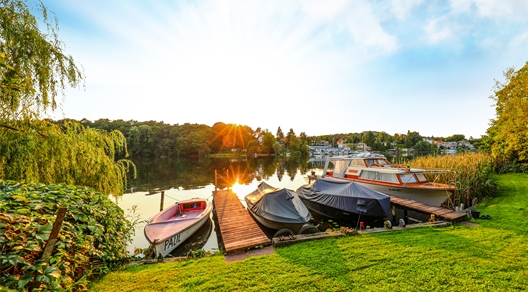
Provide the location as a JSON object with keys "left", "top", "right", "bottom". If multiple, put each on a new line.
{"left": 410, "top": 153, "right": 498, "bottom": 201}
{"left": 494, "top": 159, "right": 528, "bottom": 174}
{"left": 0, "top": 181, "right": 134, "bottom": 291}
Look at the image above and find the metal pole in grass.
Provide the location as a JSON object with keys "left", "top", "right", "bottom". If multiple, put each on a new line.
{"left": 355, "top": 211, "right": 363, "bottom": 231}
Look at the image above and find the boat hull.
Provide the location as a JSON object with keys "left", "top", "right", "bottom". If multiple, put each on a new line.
{"left": 354, "top": 181, "right": 452, "bottom": 207}
{"left": 299, "top": 197, "right": 386, "bottom": 224}
{"left": 247, "top": 208, "right": 306, "bottom": 234}
{"left": 144, "top": 198, "right": 213, "bottom": 257}
{"left": 148, "top": 213, "right": 210, "bottom": 257}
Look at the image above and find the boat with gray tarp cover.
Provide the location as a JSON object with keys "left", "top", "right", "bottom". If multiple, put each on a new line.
{"left": 296, "top": 177, "right": 391, "bottom": 223}
{"left": 245, "top": 182, "right": 315, "bottom": 235}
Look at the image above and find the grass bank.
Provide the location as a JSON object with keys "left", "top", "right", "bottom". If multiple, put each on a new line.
{"left": 90, "top": 173, "right": 528, "bottom": 291}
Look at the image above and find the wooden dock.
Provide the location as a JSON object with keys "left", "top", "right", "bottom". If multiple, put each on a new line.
{"left": 390, "top": 196, "right": 467, "bottom": 222}
{"left": 213, "top": 190, "right": 270, "bottom": 253}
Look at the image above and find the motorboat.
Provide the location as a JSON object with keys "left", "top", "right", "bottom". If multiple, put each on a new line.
{"left": 144, "top": 198, "right": 213, "bottom": 257}
{"left": 244, "top": 182, "right": 314, "bottom": 235}
{"left": 319, "top": 153, "right": 457, "bottom": 206}
{"left": 296, "top": 177, "right": 391, "bottom": 223}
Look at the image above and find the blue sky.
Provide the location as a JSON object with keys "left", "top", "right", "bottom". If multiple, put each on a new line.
{"left": 41, "top": 0, "right": 528, "bottom": 139}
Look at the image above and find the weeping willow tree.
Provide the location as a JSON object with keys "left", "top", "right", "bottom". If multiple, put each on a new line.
{"left": 0, "top": 0, "right": 133, "bottom": 195}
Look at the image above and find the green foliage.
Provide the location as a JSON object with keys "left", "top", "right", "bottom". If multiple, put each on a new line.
{"left": 445, "top": 134, "right": 465, "bottom": 142}
{"left": 275, "top": 126, "right": 284, "bottom": 140}
{"left": 0, "top": 181, "right": 135, "bottom": 291}
{"left": 174, "top": 123, "right": 215, "bottom": 157}
{"left": 0, "top": 119, "right": 134, "bottom": 196}
{"left": 0, "top": 0, "right": 84, "bottom": 120}
{"left": 494, "top": 159, "right": 528, "bottom": 174}
{"left": 411, "top": 153, "right": 498, "bottom": 200}
{"left": 413, "top": 140, "right": 437, "bottom": 156}
{"left": 487, "top": 62, "right": 528, "bottom": 162}
{"left": 0, "top": 52, "right": 33, "bottom": 94}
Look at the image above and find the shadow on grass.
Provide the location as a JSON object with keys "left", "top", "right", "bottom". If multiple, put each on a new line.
{"left": 472, "top": 173, "right": 528, "bottom": 234}
{"left": 276, "top": 237, "right": 351, "bottom": 282}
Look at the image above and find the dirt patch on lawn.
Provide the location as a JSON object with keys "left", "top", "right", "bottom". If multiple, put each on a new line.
{"left": 459, "top": 221, "right": 479, "bottom": 227}
{"left": 224, "top": 245, "right": 275, "bottom": 263}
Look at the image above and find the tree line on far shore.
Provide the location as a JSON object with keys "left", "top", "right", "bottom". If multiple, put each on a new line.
{"left": 74, "top": 118, "right": 481, "bottom": 159}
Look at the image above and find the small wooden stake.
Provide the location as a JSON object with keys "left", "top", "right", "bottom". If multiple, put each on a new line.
{"left": 41, "top": 207, "right": 67, "bottom": 263}
{"left": 32, "top": 207, "right": 67, "bottom": 290}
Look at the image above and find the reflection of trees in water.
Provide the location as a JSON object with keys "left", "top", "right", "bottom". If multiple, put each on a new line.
{"left": 128, "top": 156, "right": 321, "bottom": 191}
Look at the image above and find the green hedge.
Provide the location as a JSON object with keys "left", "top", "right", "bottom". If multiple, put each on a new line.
{"left": 0, "top": 181, "right": 134, "bottom": 291}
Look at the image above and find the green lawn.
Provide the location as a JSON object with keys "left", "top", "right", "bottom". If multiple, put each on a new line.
{"left": 90, "top": 173, "right": 528, "bottom": 291}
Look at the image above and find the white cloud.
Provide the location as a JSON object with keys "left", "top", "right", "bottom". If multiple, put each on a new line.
{"left": 343, "top": 1, "right": 399, "bottom": 55}
{"left": 471, "top": 0, "right": 528, "bottom": 20}
{"left": 507, "top": 32, "right": 528, "bottom": 59}
{"left": 300, "top": 0, "right": 398, "bottom": 57}
{"left": 449, "top": 0, "right": 528, "bottom": 20}
{"left": 424, "top": 18, "right": 457, "bottom": 44}
{"left": 390, "top": 0, "right": 424, "bottom": 21}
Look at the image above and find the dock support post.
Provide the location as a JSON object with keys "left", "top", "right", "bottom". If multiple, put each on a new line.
{"left": 160, "top": 191, "right": 165, "bottom": 211}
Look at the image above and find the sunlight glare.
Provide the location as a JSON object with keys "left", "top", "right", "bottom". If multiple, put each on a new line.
{"left": 231, "top": 181, "right": 259, "bottom": 203}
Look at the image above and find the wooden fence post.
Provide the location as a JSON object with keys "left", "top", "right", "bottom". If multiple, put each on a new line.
{"left": 41, "top": 207, "right": 67, "bottom": 263}
{"left": 32, "top": 207, "right": 67, "bottom": 290}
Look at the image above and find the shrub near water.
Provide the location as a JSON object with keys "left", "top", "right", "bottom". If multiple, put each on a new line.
{"left": 410, "top": 152, "right": 498, "bottom": 201}
{"left": 0, "top": 181, "right": 134, "bottom": 291}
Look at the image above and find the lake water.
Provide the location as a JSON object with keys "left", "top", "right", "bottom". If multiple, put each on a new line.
{"left": 116, "top": 156, "right": 327, "bottom": 256}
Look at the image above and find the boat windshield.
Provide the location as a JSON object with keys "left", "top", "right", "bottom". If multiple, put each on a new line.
{"left": 350, "top": 159, "right": 365, "bottom": 167}
{"left": 365, "top": 159, "right": 389, "bottom": 166}
{"left": 400, "top": 173, "right": 418, "bottom": 184}
{"left": 333, "top": 160, "right": 350, "bottom": 177}
{"left": 415, "top": 173, "right": 428, "bottom": 182}
{"left": 359, "top": 170, "right": 399, "bottom": 183}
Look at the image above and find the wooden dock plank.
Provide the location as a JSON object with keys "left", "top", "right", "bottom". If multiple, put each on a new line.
{"left": 390, "top": 195, "right": 467, "bottom": 222}
{"left": 213, "top": 190, "right": 270, "bottom": 253}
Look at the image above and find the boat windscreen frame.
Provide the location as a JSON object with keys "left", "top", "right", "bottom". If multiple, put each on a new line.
{"left": 399, "top": 173, "right": 418, "bottom": 186}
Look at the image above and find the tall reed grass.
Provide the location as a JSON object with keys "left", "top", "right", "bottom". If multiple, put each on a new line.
{"left": 409, "top": 153, "right": 498, "bottom": 203}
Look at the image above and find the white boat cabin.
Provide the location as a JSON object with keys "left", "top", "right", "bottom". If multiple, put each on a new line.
{"left": 324, "top": 154, "right": 433, "bottom": 187}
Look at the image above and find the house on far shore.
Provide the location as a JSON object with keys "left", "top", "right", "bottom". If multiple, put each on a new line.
{"left": 337, "top": 137, "right": 348, "bottom": 148}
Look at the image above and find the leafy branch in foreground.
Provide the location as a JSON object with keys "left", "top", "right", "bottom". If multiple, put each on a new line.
{"left": 0, "top": 119, "right": 135, "bottom": 196}
{"left": 0, "top": 0, "right": 84, "bottom": 120}
{"left": 0, "top": 181, "right": 136, "bottom": 291}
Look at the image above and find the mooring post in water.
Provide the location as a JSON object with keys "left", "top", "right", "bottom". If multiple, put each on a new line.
{"left": 226, "top": 169, "right": 229, "bottom": 190}
{"left": 215, "top": 170, "right": 218, "bottom": 191}
{"left": 160, "top": 190, "right": 165, "bottom": 211}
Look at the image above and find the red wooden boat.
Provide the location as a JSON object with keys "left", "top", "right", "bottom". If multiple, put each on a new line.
{"left": 144, "top": 198, "right": 213, "bottom": 257}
